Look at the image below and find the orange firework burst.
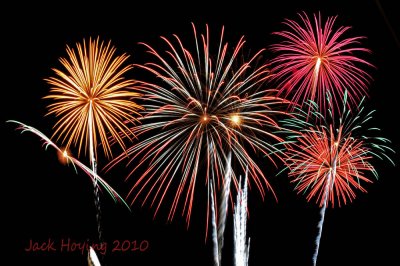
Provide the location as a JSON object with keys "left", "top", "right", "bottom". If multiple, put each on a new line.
{"left": 44, "top": 36, "right": 143, "bottom": 243}
{"left": 44, "top": 36, "right": 143, "bottom": 159}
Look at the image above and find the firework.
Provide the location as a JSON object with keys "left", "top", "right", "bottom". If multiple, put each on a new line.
{"left": 45, "top": 36, "right": 143, "bottom": 159}
{"left": 7, "top": 120, "right": 129, "bottom": 208}
{"left": 269, "top": 11, "right": 374, "bottom": 114}
{"left": 281, "top": 92, "right": 394, "bottom": 265}
{"left": 44, "top": 36, "right": 143, "bottom": 242}
{"left": 106, "top": 24, "right": 289, "bottom": 232}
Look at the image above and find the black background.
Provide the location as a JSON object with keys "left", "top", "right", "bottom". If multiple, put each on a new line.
{"left": 2, "top": 1, "right": 399, "bottom": 265}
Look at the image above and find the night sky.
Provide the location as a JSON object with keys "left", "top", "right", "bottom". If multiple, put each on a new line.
{"left": 3, "top": 1, "right": 399, "bottom": 265}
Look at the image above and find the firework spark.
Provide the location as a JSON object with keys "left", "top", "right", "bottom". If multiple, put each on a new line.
{"left": 281, "top": 92, "right": 394, "bottom": 265}
{"left": 269, "top": 11, "right": 374, "bottom": 114}
{"left": 44, "top": 36, "right": 143, "bottom": 242}
{"left": 7, "top": 120, "right": 129, "bottom": 208}
{"left": 106, "top": 24, "right": 289, "bottom": 232}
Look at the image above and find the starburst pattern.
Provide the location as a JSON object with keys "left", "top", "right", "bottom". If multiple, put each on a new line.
{"left": 282, "top": 92, "right": 393, "bottom": 207}
{"left": 269, "top": 12, "right": 374, "bottom": 114}
{"left": 106, "top": 24, "right": 290, "bottom": 228}
{"left": 45, "top": 36, "right": 143, "bottom": 159}
{"left": 282, "top": 92, "right": 394, "bottom": 266}
{"left": 44, "top": 36, "right": 143, "bottom": 244}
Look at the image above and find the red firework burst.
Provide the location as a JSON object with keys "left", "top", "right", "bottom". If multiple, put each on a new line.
{"left": 286, "top": 124, "right": 374, "bottom": 207}
{"left": 283, "top": 94, "right": 394, "bottom": 207}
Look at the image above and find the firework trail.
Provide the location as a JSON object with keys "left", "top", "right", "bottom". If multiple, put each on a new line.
{"left": 210, "top": 182, "right": 219, "bottom": 266}
{"left": 233, "top": 167, "right": 250, "bottom": 266}
{"left": 281, "top": 92, "right": 394, "bottom": 265}
{"left": 105, "top": 23, "right": 290, "bottom": 238}
{"left": 44, "top": 37, "right": 142, "bottom": 242}
{"left": 210, "top": 151, "right": 232, "bottom": 266}
{"left": 313, "top": 187, "right": 328, "bottom": 266}
{"left": 269, "top": 11, "right": 374, "bottom": 115}
{"left": 217, "top": 151, "right": 232, "bottom": 265}
{"left": 88, "top": 246, "right": 102, "bottom": 266}
{"left": 7, "top": 120, "right": 129, "bottom": 208}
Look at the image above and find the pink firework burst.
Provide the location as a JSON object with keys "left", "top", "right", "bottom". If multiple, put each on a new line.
{"left": 269, "top": 11, "right": 374, "bottom": 114}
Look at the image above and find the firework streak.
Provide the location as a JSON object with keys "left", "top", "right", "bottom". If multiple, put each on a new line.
{"left": 7, "top": 120, "right": 129, "bottom": 209}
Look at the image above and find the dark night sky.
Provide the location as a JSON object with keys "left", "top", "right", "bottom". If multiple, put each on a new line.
{"left": 2, "top": 1, "right": 399, "bottom": 265}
